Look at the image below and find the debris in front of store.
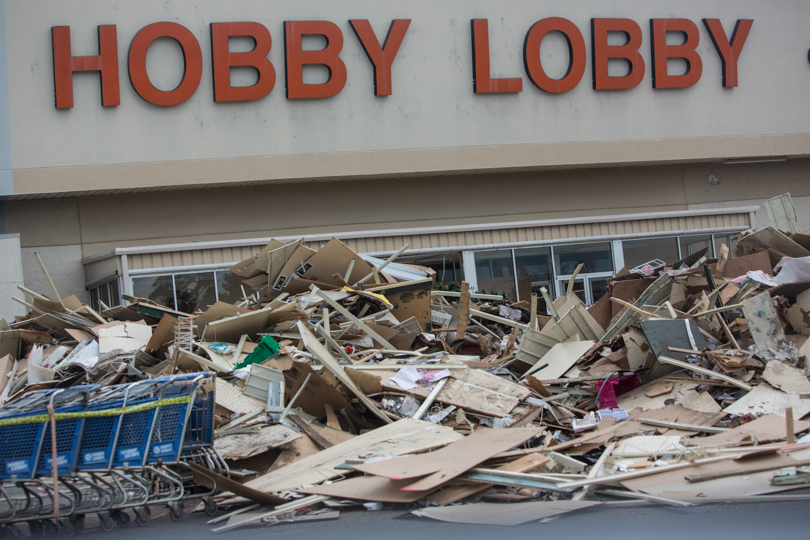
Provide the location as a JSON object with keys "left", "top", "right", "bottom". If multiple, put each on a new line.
{"left": 4, "top": 225, "right": 810, "bottom": 535}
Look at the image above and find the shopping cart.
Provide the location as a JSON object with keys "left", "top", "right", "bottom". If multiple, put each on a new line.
{"left": 0, "top": 373, "right": 225, "bottom": 537}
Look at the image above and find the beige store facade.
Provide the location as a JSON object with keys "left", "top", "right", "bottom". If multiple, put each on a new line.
{"left": 1, "top": 0, "right": 809, "bottom": 315}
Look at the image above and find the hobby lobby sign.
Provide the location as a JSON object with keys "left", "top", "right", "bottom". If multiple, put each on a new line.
{"left": 51, "top": 17, "right": 753, "bottom": 108}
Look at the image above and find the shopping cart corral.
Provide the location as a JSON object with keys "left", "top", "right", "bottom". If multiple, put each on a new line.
{"left": 0, "top": 373, "right": 226, "bottom": 537}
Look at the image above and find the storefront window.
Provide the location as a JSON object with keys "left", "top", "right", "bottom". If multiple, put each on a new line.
{"left": 679, "top": 234, "right": 714, "bottom": 259}
{"left": 622, "top": 237, "right": 679, "bottom": 270}
{"left": 174, "top": 272, "right": 216, "bottom": 313}
{"left": 713, "top": 233, "right": 740, "bottom": 257}
{"left": 514, "top": 246, "right": 552, "bottom": 306}
{"left": 216, "top": 270, "right": 246, "bottom": 304}
{"left": 132, "top": 275, "right": 176, "bottom": 310}
{"left": 474, "top": 250, "right": 516, "bottom": 300}
{"left": 554, "top": 242, "right": 612, "bottom": 275}
{"left": 397, "top": 252, "right": 462, "bottom": 283}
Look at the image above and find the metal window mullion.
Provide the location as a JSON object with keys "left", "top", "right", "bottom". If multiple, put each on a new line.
{"left": 511, "top": 249, "right": 519, "bottom": 301}
{"left": 212, "top": 270, "right": 220, "bottom": 302}
{"left": 171, "top": 275, "right": 178, "bottom": 311}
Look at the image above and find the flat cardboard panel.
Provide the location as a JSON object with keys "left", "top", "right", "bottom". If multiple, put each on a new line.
{"left": 762, "top": 360, "right": 810, "bottom": 393}
{"left": 244, "top": 418, "right": 463, "bottom": 494}
{"left": 229, "top": 239, "right": 286, "bottom": 279}
{"left": 298, "top": 238, "right": 374, "bottom": 287}
{"left": 194, "top": 302, "right": 253, "bottom": 337}
{"left": 367, "top": 278, "right": 434, "bottom": 331}
{"left": 524, "top": 340, "right": 594, "bottom": 380}
{"left": 723, "top": 383, "right": 810, "bottom": 420}
{"left": 611, "top": 277, "right": 655, "bottom": 318}
{"left": 214, "top": 425, "right": 300, "bottom": 460}
{"left": 617, "top": 381, "right": 722, "bottom": 414}
{"left": 721, "top": 250, "right": 773, "bottom": 279}
{"left": 684, "top": 414, "right": 810, "bottom": 447}
{"left": 354, "top": 427, "right": 543, "bottom": 492}
{"left": 299, "top": 476, "right": 431, "bottom": 503}
{"left": 203, "top": 308, "right": 271, "bottom": 343}
{"left": 426, "top": 453, "right": 550, "bottom": 506}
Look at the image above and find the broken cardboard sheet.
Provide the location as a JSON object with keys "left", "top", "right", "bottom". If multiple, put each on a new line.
{"left": 252, "top": 239, "right": 304, "bottom": 283}
{"left": 193, "top": 302, "right": 252, "bottom": 336}
{"left": 412, "top": 500, "right": 601, "bottom": 527}
{"left": 721, "top": 250, "right": 774, "bottom": 279}
{"left": 202, "top": 308, "right": 272, "bottom": 343}
{"left": 612, "top": 435, "right": 683, "bottom": 458}
{"left": 298, "top": 476, "right": 431, "bottom": 503}
{"left": 244, "top": 418, "right": 463, "bottom": 494}
{"left": 723, "top": 383, "right": 810, "bottom": 420}
{"left": 523, "top": 340, "right": 594, "bottom": 380}
{"left": 145, "top": 314, "right": 178, "bottom": 355}
{"left": 229, "top": 239, "right": 286, "bottom": 279}
{"left": 279, "top": 360, "right": 354, "bottom": 419}
{"left": 378, "top": 365, "right": 531, "bottom": 417}
{"left": 762, "top": 360, "right": 810, "bottom": 393}
{"left": 636, "top": 404, "right": 726, "bottom": 437}
{"left": 426, "top": 453, "right": 551, "bottom": 506}
{"left": 684, "top": 414, "right": 810, "bottom": 447}
{"left": 215, "top": 378, "right": 266, "bottom": 414}
{"left": 176, "top": 348, "right": 231, "bottom": 373}
{"left": 617, "top": 381, "right": 722, "bottom": 414}
{"left": 97, "top": 321, "right": 152, "bottom": 354}
{"left": 266, "top": 245, "right": 317, "bottom": 296}
{"left": 214, "top": 425, "right": 301, "bottom": 460}
{"left": 353, "top": 427, "right": 542, "bottom": 492}
{"left": 621, "top": 453, "right": 806, "bottom": 498}
{"left": 297, "top": 237, "right": 375, "bottom": 287}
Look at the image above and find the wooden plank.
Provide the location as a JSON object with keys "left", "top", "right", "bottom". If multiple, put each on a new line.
{"left": 243, "top": 418, "right": 462, "bottom": 494}
{"left": 288, "top": 414, "right": 334, "bottom": 450}
{"left": 455, "top": 281, "right": 470, "bottom": 339}
{"left": 658, "top": 355, "right": 752, "bottom": 391}
{"left": 297, "top": 321, "right": 393, "bottom": 424}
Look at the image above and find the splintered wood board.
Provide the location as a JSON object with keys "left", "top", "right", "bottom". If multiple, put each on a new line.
{"left": 243, "top": 418, "right": 462, "bottom": 494}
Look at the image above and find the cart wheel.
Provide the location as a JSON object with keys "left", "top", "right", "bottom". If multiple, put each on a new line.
{"left": 59, "top": 520, "right": 75, "bottom": 538}
{"left": 27, "top": 521, "right": 44, "bottom": 537}
{"left": 113, "top": 511, "right": 130, "bottom": 528}
{"left": 43, "top": 521, "right": 59, "bottom": 536}
{"left": 134, "top": 508, "right": 150, "bottom": 527}
{"left": 203, "top": 498, "right": 218, "bottom": 516}
{"left": 169, "top": 503, "right": 183, "bottom": 522}
{"left": 70, "top": 515, "right": 85, "bottom": 534}
{"left": 99, "top": 514, "right": 115, "bottom": 532}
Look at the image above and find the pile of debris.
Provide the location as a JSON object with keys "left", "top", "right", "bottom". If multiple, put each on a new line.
{"left": 4, "top": 226, "right": 810, "bottom": 530}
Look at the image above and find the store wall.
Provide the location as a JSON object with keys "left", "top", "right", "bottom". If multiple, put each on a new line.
{"left": 4, "top": 1, "right": 810, "bottom": 195}
{"left": 0, "top": 233, "right": 26, "bottom": 322}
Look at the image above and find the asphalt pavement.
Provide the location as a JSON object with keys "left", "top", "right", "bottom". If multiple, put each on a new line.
{"left": 21, "top": 496, "right": 809, "bottom": 540}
